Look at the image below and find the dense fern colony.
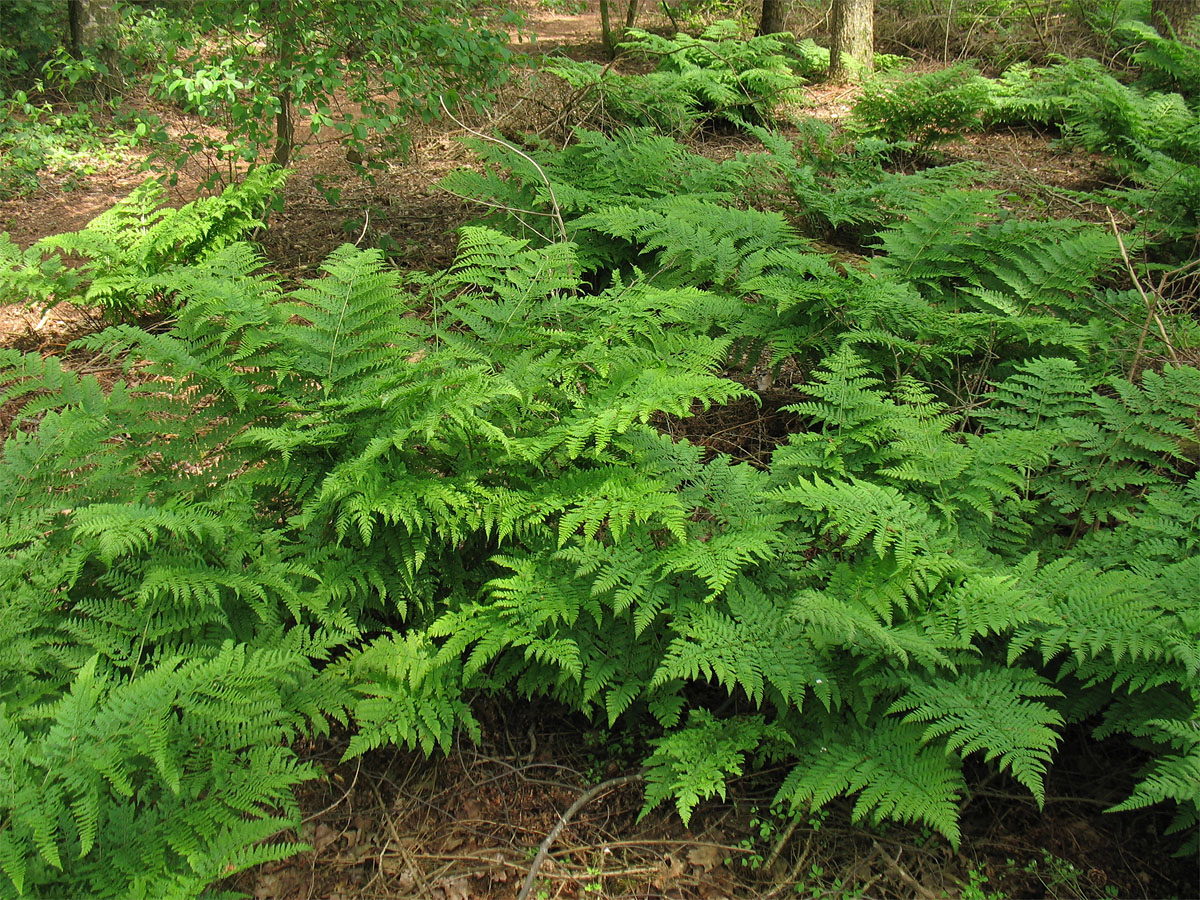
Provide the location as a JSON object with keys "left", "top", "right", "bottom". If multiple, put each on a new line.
{"left": 543, "top": 21, "right": 804, "bottom": 136}
{"left": 2, "top": 18, "right": 1199, "bottom": 898}
{"left": 850, "top": 17, "right": 1200, "bottom": 240}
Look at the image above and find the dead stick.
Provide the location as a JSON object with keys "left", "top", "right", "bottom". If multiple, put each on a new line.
{"left": 515, "top": 773, "right": 644, "bottom": 900}
{"left": 438, "top": 95, "right": 569, "bottom": 245}
{"left": 1108, "top": 207, "right": 1179, "bottom": 370}
{"left": 762, "top": 814, "right": 802, "bottom": 873}
{"left": 758, "top": 831, "right": 814, "bottom": 900}
{"left": 878, "top": 842, "right": 939, "bottom": 900}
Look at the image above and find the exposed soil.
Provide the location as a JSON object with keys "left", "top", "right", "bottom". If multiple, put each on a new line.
{"left": 222, "top": 706, "right": 1197, "bottom": 900}
{"left": 2, "top": 4, "right": 1198, "bottom": 898}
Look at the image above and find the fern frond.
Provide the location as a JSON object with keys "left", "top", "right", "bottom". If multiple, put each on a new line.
{"left": 10, "top": 168, "right": 284, "bottom": 322}
{"left": 642, "top": 710, "right": 791, "bottom": 825}
{"left": 775, "top": 718, "right": 965, "bottom": 846}
{"left": 340, "top": 632, "right": 477, "bottom": 757}
{"left": 279, "top": 244, "right": 412, "bottom": 395}
{"left": 891, "top": 667, "right": 1063, "bottom": 805}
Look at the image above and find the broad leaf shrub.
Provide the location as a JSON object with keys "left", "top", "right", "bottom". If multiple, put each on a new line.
{"left": 141, "top": 0, "right": 517, "bottom": 185}
{"left": 1, "top": 122, "right": 1198, "bottom": 895}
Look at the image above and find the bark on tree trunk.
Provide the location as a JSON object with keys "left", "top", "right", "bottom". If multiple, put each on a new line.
{"left": 828, "top": 0, "right": 873, "bottom": 81}
{"left": 272, "top": 88, "right": 294, "bottom": 168}
{"left": 68, "top": 0, "right": 121, "bottom": 97}
{"left": 600, "top": 0, "right": 615, "bottom": 58}
{"left": 1151, "top": 0, "right": 1200, "bottom": 36}
{"left": 624, "top": 0, "right": 641, "bottom": 36}
{"left": 271, "top": 0, "right": 297, "bottom": 169}
{"left": 759, "top": 0, "right": 790, "bottom": 36}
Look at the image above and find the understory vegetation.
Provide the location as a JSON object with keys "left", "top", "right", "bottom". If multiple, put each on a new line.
{"left": 1, "top": 1, "right": 1198, "bottom": 897}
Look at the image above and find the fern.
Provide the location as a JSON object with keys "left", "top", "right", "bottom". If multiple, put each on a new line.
{"left": 1124, "top": 17, "right": 1200, "bottom": 95}
{"left": 751, "top": 119, "right": 978, "bottom": 240}
{"left": 890, "top": 668, "right": 1064, "bottom": 805}
{"left": 336, "top": 633, "right": 478, "bottom": 757}
{"left": 619, "top": 21, "right": 804, "bottom": 128}
{"left": 642, "top": 710, "right": 790, "bottom": 825}
{"left": 0, "top": 168, "right": 284, "bottom": 321}
{"left": 5, "top": 94, "right": 1200, "bottom": 891}
{"left": 852, "top": 63, "right": 995, "bottom": 146}
{"left": 873, "top": 190, "right": 1123, "bottom": 318}
{"left": 774, "top": 717, "right": 966, "bottom": 847}
{"left": 544, "top": 59, "right": 704, "bottom": 135}
{"left": 977, "top": 358, "right": 1200, "bottom": 528}
{"left": 0, "top": 645, "right": 345, "bottom": 899}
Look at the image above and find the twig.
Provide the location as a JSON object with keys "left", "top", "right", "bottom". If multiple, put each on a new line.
{"left": 300, "top": 758, "right": 362, "bottom": 824}
{"left": 368, "top": 777, "right": 436, "bottom": 900}
{"left": 1108, "top": 207, "right": 1179, "bottom": 372}
{"left": 438, "top": 95, "right": 569, "bottom": 244}
{"left": 515, "top": 773, "right": 645, "bottom": 900}
{"left": 554, "top": 838, "right": 756, "bottom": 857}
{"left": 877, "top": 842, "right": 939, "bottom": 900}
{"left": 354, "top": 207, "right": 370, "bottom": 246}
{"left": 436, "top": 185, "right": 560, "bottom": 245}
{"left": 762, "top": 813, "right": 802, "bottom": 873}
{"left": 758, "top": 830, "right": 814, "bottom": 900}
{"left": 970, "top": 788, "right": 1114, "bottom": 808}
{"left": 406, "top": 850, "right": 660, "bottom": 881}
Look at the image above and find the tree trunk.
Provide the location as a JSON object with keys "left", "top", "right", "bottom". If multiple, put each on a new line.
{"left": 828, "top": 0, "right": 873, "bottom": 82}
{"left": 600, "top": 0, "right": 615, "bottom": 58}
{"left": 272, "top": 88, "right": 294, "bottom": 168}
{"left": 271, "top": 0, "right": 297, "bottom": 169}
{"left": 624, "top": 0, "right": 641, "bottom": 35}
{"left": 68, "top": 0, "right": 121, "bottom": 97}
{"left": 759, "top": 0, "right": 790, "bottom": 36}
{"left": 1151, "top": 0, "right": 1200, "bottom": 36}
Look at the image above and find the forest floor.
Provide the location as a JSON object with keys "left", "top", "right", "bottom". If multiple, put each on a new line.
{"left": 1, "top": 3, "right": 1198, "bottom": 898}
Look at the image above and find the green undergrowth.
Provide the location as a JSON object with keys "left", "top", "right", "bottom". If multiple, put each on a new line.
{"left": 0, "top": 37, "right": 1198, "bottom": 900}
{"left": 0, "top": 167, "right": 285, "bottom": 322}
{"left": 543, "top": 21, "right": 903, "bottom": 137}
{"left": 849, "top": 15, "right": 1200, "bottom": 244}
{"left": 0, "top": 93, "right": 141, "bottom": 199}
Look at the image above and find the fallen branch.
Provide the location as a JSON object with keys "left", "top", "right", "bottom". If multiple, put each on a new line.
{"left": 877, "top": 842, "right": 940, "bottom": 900}
{"left": 438, "top": 96, "right": 569, "bottom": 245}
{"left": 515, "top": 773, "right": 645, "bottom": 900}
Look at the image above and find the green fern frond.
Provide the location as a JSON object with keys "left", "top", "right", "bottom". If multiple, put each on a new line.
{"left": 654, "top": 580, "right": 834, "bottom": 710}
{"left": 279, "top": 244, "right": 411, "bottom": 395}
{"left": 891, "top": 667, "right": 1063, "bottom": 805}
{"left": 777, "top": 475, "right": 938, "bottom": 564}
{"left": 979, "top": 357, "right": 1092, "bottom": 430}
{"left": 775, "top": 718, "right": 965, "bottom": 846}
{"left": 6, "top": 168, "right": 284, "bottom": 322}
{"left": 642, "top": 710, "right": 791, "bottom": 825}
{"left": 339, "top": 633, "right": 477, "bottom": 757}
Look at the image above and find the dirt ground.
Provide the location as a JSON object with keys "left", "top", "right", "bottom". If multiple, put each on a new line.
{"left": 1, "top": 3, "right": 1198, "bottom": 898}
